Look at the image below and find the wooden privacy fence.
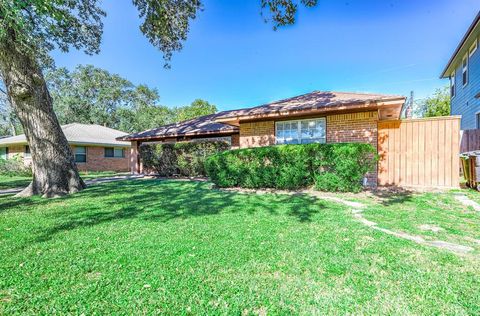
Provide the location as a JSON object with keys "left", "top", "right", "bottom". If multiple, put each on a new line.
{"left": 460, "top": 129, "right": 480, "bottom": 153}
{"left": 378, "top": 116, "right": 460, "bottom": 188}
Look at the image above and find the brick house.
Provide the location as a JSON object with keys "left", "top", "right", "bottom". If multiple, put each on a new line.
{"left": 0, "top": 123, "right": 131, "bottom": 172}
{"left": 120, "top": 91, "right": 406, "bottom": 185}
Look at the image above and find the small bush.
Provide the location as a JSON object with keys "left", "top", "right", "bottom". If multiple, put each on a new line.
{"left": 139, "top": 141, "right": 230, "bottom": 177}
{"left": 205, "top": 143, "right": 377, "bottom": 192}
{"left": 0, "top": 155, "right": 32, "bottom": 177}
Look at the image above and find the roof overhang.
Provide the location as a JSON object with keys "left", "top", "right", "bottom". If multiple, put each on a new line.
{"left": 215, "top": 98, "right": 406, "bottom": 125}
{"left": 117, "top": 128, "right": 238, "bottom": 142}
{"left": 0, "top": 141, "right": 130, "bottom": 147}
{"left": 441, "top": 12, "right": 480, "bottom": 78}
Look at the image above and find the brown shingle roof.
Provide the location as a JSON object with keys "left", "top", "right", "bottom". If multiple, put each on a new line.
{"left": 119, "top": 91, "right": 405, "bottom": 141}
{"left": 117, "top": 112, "right": 239, "bottom": 141}
{"left": 214, "top": 91, "right": 405, "bottom": 121}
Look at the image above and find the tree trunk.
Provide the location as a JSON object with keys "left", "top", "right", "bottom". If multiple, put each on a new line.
{"left": 0, "top": 33, "right": 86, "bottom": 197}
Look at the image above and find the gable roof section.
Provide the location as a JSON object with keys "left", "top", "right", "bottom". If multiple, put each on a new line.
{"left": 117, "top": 112, "right": 239, "bottom": 141}
{"left": 120, "top": 91, "right": 405, "bottom": 142}
{"left": 441, "top": 11, "right": 480, "bottom": 78}
{"left": 0, "top": 123, "right": 131, "bottom": 147}
{"left": 214, "top": 91, "right": 406, "bottom": 122}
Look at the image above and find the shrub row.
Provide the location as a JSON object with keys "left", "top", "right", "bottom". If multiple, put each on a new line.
{"left": 139, "top": 141, "right": 230, "bottom": 177}
{"left": 205, "top": 143, "right": 377, "bottom": 192}
{"left": 0, "top": 155, "right": 32, "bottom": 177}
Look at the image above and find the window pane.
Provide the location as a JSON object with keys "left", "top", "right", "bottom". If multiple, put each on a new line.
{"left": 114, "top": 148, "right": 124, "bottom": 157}
{"left": 75, "top": 154, "right": 86, "bottom": 163}
{"left": 105, "top": 147, "right": 114, "bottom": 157}
{"left": 75, "top": 146, "right": 86, "bottom": 154}
{"left": 0, "top": 147, "right": 6, "bottom": 160}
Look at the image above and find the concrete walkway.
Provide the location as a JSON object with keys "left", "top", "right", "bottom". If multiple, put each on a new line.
{"left": 0, "top": 174, "right": 144, "bottom": 196}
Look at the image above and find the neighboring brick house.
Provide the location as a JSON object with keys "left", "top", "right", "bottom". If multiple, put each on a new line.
{"left": 441, "top": 12, "right": 480, "bottom": 129}
{"left": 120, "top": 91, "right": 406, "bottom": 186}
{"left": 0, "top": 123, "right": 131, "bottom": 172}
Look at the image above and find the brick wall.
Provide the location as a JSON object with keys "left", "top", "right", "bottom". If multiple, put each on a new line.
{"left": 236, "top": 111, "right": 379, "bottom": 186}
{"left": 239, "top": 121, "right": 275, "bottom": 148}
{"left": 326, "top": 111, "right": 378, "bottom": 186}
{"left": 231, "top": 134, "right": 240, "bottom": 149}
{"left": 5, "top": 145, "right": 32, "bottom": 165}
{"left": 3, "top": 144, "right": 130, "bottom": 172}
{"left": 74, "top": 145, "right": 130, "bottom": 172}
{"left": 326, "top": 111, "right": 378, "bottom": 146}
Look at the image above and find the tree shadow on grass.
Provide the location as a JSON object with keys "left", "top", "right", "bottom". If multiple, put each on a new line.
{"left": 369, "top": 187, "right": 415, "bottom": 206}
{"left": 33, "top": 179, "right": 330, "bottom": 243}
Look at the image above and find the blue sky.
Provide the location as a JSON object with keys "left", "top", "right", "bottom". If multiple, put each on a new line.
{"left": 52, "top": 0, "right": 480, "bottom": 111}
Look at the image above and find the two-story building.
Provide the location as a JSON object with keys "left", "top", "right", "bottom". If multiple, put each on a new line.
{"left": 442, "top": 12, "right": 480, "bottom": 129}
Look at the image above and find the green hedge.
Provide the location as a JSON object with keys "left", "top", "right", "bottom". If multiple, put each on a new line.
{"left": 205, "top": 143, "right": 378, "bottom": 192}
{"left": 139, "top": 141, "right": 230, "bottom": 177}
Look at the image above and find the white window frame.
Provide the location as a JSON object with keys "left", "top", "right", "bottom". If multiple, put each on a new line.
{"left": 470, "top": 39, "right": 478, "bottom": 57}
{"left": 450, "top": 71, "right": 456, "bottom": 98}
{"left": 462, "top": 54, "right": 469, "bottom": 87}
{"left": 275, "top": 117, "right": 326, "bottom": 145}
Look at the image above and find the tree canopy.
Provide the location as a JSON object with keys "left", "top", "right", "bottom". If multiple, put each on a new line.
{"left": 43, "top": 65, "right": 217, "bottom": 133}
{"left": 1, "top": 0, "right": 317, "bottom": 66}
{"left": 415, "top": 86, "right": 451, "bottom": 118}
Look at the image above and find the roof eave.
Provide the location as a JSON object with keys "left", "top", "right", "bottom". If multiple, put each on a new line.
{"left": 441, "top": 11, "right": 480, "bottom": 78}
{"left": 214, "top": 97, "right": 406, "bottom": 123}
{"left": 118, "top": 128, "right": 239, "bottom": 142}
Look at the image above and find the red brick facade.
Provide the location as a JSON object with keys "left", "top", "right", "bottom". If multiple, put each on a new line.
{"left": 239, "top": 121, "right": 275, "bottom": 148}
{"left": 236, "top": 111, "right": 379, "bottom": 185}
{"left": 73, "top": 145, "right": 130, "bottom": 172}
{"left": 3, "top": 144, "right": 130, "bottom": 172}
{"left": 326, "top": 111, "right": 378, "bottom": 185}
{"left": 326, "top": 112, "right": 378, "bottom": 146}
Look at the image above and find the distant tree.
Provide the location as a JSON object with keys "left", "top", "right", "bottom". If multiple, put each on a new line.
{"left": 0, "top": 79, "right": 21, "bottom": 136}
{"left": 117, "top": 85, "right": 175, "bottom": 133}
{"left": 415, "top": 87, "right": 450, "bottom": 118}
{"left": 47, "top": 65, "right": 166, "bottom": 129}
{"left": 175, "top": 99, "right": 217, "bottom": 122}
{"left": 0, "top": 0, "right": 317, "bottom": 197}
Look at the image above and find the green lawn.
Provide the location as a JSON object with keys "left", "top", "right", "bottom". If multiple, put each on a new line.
{"left": 0, "top": 171, "right": 128, "bottom": 190}
{"left": 359, "top": 191, "right": 480, "bottom": 251}
{"left": 0, "top": 180, "right": 479, "bottom": 314}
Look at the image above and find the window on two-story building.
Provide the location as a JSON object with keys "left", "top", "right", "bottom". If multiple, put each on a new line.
{"left": 470, "top": 39, "right": 478, "bottom": 57}
{"left": 104, "top": 147, "right": 125, "bottom": 158}
{"left": 450, "top": 72, "right": 456, "bottom": 98}
{"left": 275, "top": 118, "right": 326, "bottom": 144}
{"left": 74, "top": 146, "right": 87, "bottom": 163}
{"left": 462, "top": 55, "right": 469, "bottom": 86}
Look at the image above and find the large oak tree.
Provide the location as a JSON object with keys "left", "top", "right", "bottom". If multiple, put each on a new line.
{"left": 0, "top": 0, "right": 317, "bottom": 197}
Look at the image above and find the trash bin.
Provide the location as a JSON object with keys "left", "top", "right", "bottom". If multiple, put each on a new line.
{"left": 460, "top": 151, "right": 480, "bottom": 189}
